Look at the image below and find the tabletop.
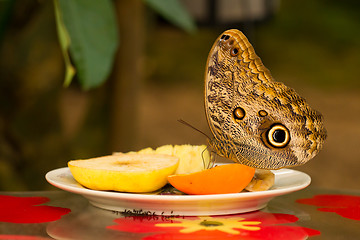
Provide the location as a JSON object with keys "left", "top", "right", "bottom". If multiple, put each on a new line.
{"left": 1, "top": 188, "right": 360, "bottom": 240}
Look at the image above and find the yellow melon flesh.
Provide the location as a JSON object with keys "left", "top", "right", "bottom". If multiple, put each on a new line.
{"left": 126, "top": 144, "right": 211, "bottom": 175}
{"left": 68, "top": 153, "right": 179, "bottom": 193}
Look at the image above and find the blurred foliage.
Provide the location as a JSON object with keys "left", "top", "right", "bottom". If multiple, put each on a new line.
{"left": 54, "top": 0, "right": 195, "bottom": 90}
{"left": 144, "top": 0, "right": 196, "bottom": 33}
{"left": 0, "top": 0, "right": 196, "bottom": 190}
{"left": 146, "top": 0, "right": 360, "bottom": 89}
{"left": 255, "top": 0, "right": 360, "bottom": 89}
{"left": 54, "top": 0, "right": 119, "bottom": 90}
{"left": 53, "top": 0, "right": 75, "bottom": 88}
{"left": 145, "top": 28, "right": 217, "bottom": 86}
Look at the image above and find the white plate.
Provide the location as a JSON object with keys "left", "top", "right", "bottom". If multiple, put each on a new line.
{"left": 46, "top": 167, "right": 310, "bottom": 216}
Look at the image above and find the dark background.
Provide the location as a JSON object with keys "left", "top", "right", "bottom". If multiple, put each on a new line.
{"left": 0, "top": 0, "right": 359, "bottom": 191}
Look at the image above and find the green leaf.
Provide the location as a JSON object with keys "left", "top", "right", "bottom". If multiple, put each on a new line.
{"left": 55, "top": 0, "right": 119, "bottom": 90}
{"left": 53, "top": 0, "right": 76, "bottom": 87}
{"left": 144, "top": 0, "right": 196, "bottom": 33}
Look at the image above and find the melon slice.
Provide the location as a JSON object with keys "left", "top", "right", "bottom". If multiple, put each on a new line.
{"left": 68, "top": 153, "right": 179, "bottom": 193}
{"left": 125, "top": 144, "right": 211, "bottom": 175}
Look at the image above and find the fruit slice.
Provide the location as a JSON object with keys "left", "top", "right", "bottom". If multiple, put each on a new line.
{"left": 245, "top": 169, "right": 275, "bottom": 192}
{"left": 172, "top": 145, "right": 211, "bottom": 174}
{"left": 167, "top": 164, "right": 255, "bottom": 195}
{"left": 124, "top": 144, "right": 211, "bottom": 175}
{"left": 68, "top": 153, "right": 179, "bottom": 193}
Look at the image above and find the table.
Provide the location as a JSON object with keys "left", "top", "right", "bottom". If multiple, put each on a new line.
{"left": 1, "top": 188, "right": 360, "bottom": 239}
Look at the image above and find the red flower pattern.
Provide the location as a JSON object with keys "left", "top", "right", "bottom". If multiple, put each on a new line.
{"left": 297, "top": 194, "right": 360, "bottom": 221}
{"left": 0, "top": 195, "right": 71, "bottom": 224}
{"left": 107, "top": 211, "right": 320, "bottom": 239}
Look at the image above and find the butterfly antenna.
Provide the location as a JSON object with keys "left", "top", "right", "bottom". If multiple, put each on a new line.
{"left": 177, "top": 119, "right": 211, "bottom": 139}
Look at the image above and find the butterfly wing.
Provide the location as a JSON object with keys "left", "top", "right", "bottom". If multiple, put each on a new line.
{"left": 204, "top": 29, "right": 326, "bottom": 169}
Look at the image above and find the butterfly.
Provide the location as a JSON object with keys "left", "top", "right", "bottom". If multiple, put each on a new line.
{"left": 204, "top": 29, "right": 327, "bottom": 169}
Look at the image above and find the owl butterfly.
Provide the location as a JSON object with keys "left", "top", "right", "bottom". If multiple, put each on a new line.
{"left": 205, "top": 29, "right": 327, "bottom": 169}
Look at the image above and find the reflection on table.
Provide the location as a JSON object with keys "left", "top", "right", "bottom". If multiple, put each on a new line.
{"left": 1, "top": 188, "right": 360, "bottom": 239}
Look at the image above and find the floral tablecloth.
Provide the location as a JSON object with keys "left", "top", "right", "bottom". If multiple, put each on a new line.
{"left": 1, "top": 188, "right": 360, "bottom": 239}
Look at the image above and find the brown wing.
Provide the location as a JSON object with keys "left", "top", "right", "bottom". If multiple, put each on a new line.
{"left": 204, "top": 29, "right": 326, "bottom": 169}
{"left": 204, "top": 29, "right": 272, "bottom": 143}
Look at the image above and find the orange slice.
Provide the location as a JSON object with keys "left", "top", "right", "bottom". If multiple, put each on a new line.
{"left": 167, "top": 163, "right": 255, "bottom": 195}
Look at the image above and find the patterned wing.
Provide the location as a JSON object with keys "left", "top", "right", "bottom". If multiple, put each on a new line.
{"left": 204, "top": 29, "right": 326, "bottom": 169}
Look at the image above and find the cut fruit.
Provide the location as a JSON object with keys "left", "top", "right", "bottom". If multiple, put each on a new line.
{"left": 167, "top": 164, "right": 255, "bottom": 195}
{"left": 122, "top": 144, "right": 211, "bottom": 175}
{"left": 68, "top": 153, "right": 179, "bottom": 193}
{"left": 172, "top": 145, "right": 210, "bottom": 174}
{"left": 245, "top": 169, "right": 275, "bottom": 192}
